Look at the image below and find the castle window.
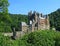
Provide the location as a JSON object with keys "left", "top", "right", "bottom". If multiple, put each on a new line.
{"left": 35, "top": 23, "right": 37, "bottom": 27}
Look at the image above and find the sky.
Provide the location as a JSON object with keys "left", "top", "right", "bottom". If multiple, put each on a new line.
{"left": 8, "top": 0, "right": 60, "bottom": 15}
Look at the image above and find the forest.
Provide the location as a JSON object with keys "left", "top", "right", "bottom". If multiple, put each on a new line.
{"left": 0, "top": 0, "right": 60, "bottom": 46}
{"left": 0, "top": 0, "right": 28, "bottom": 32}
{"left": 48, "top": 9, "right": 60, "bottom": 31}
{"left": 0, "top": 0, "right": 60, "bottom": 32}
{"left": 0, "top": 9, "right": 60, "bottom": 32}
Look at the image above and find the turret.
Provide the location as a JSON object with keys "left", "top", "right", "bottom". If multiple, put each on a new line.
{"left": 46, "top": 15, "right": 50, "bottom": 29}
{"left": 28, "top": 11, "right": 32, "bottom": 25}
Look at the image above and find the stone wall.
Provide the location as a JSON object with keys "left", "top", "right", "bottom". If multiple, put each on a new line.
{"left": 28, "top": 11, "right": 50, "bottom": 31}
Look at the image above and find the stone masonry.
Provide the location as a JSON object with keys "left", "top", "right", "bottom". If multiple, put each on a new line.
{"left": 28, "top": 11, "right": 50, "bottom": 32}
{"left": 21, "top": 11, "right": 50, "bottom": 32}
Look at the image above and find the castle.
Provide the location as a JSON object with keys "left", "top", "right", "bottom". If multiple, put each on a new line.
{"left": 21, "top": 11, "right": 50, "bottom": 32}
{"left": 3, "top": 11, "right": 50, "bottom": 39}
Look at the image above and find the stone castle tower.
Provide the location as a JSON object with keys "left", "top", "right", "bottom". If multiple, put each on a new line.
{"left": 28, "top": 11, "right": 50, "bottom": 32}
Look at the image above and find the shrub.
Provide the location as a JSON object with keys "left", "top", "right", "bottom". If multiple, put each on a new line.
{"left": 0, "top": 26, "right": 12, "bottom": 32}
{"left": 0, "top": 33, "right": 19, "bottom": 46}
{"left": 0, "top": 33, "right": 10, "bottom": 46}
{"left": 0, "top": 30, "right": 60, "bottom": 46}
{"left": 19, "top": 30, "right": 56, "bottom": 46}
{"left": 0, "top": 21, "right": 12, "bottom": 32}
{"left": 55, "top": 31, "right": 60, "bottom": 46}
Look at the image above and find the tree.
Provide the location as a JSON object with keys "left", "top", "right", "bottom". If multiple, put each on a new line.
{"left": 0, "top": 0, "right": 9, "bottom": 13}
{"left": 0, "top": 0, "right": 12, "bottom": 32}
{"left": 0, "top": 0, "right": 12, "bottom": 23}
{"left": 48, "top": 8, "right": 60, "bottom": 31}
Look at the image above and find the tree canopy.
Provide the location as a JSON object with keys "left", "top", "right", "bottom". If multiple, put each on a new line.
{"left": 0, "top": 0, "right": 12, "bottom": 32}
{"left": 0, "top": 0, "right": 9, "bottom": 13}
{"left": 48, "top": 8, "right": 60, "bottom": 31}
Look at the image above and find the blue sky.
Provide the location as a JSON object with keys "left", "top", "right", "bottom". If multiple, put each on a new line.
{"left": 8, "top": 0, "right": 60, "bottom": 15}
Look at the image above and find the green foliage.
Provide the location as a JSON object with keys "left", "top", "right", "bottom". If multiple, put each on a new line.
{"left": 0, "top": 13, "right": 28, "bottom": 32}
{"left": 48, "top": 8, "right": 60, "bottom": 31}
{"left": 0, "top": 0, "right": 12, "bottom": 23}
{"left": 0, "top": 0, "right": 9, "bottom": 13}
{"left": 0, "top": 33, "right": 11, "bottom": 46}
{"left": 0, "top": 21, "right": 12, "bottom": 32}
{"left": 0, "top": 30, "right": 60, "bottom": 46}
{"left": 55, "top": 31, "right": 60, "bottom": 46}
{"left": 0, "top": 0, "right": 28, "bottom": 32}
{"left": 10, "top": 14, "right": 28, "bottom": 31}
{"left": 18, "top": 30, "right": 60, "bottom": 46}
{"left": 0, "top": 33, "right": 19, "bottom": 46}
{"left": 20, "top": 30, "right": 56, "bottom": 46}
{"left": 0, "top": 26, "right": 12, "bottom": 32}
{"left": 0, "top": 0, "right": 12, "bottom": 32}
{"left": 10, "top": 14, "right": 28, "bottom": 24}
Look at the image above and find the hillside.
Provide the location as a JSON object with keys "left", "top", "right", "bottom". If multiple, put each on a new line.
{"left": 0, "top": 8, "right": 60, "bottom": 32}
{"left": 9, "top": 14, "right": 28, "bottom": 31}
{"left": 0, "top": 13, "right": 28, "bottom": 32}
{"left": 48, "top": 8, "right": 60, "bottom": 31}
